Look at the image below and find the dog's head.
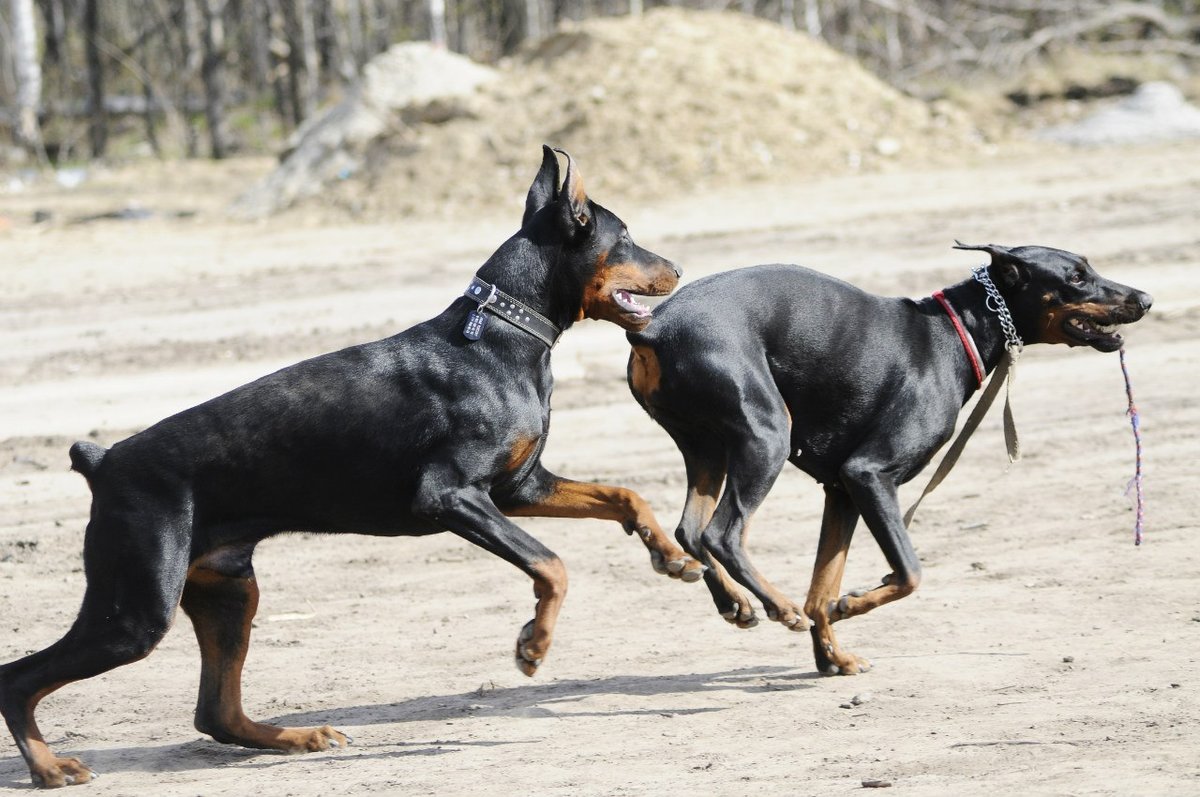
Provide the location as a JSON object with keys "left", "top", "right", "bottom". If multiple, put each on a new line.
{"left": 522, "top": 146, "right": 680, "bottom": 332}
{"left": 953, "top": 242, "right": 1152, "bottom": 352}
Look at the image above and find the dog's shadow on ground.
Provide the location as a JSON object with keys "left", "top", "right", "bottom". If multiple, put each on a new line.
{"left": 0, "top": 665, "right": 818, "bottom": 786}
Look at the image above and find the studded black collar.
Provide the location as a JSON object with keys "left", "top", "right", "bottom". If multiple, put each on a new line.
{"left": 464, "top": 276, "right": 562, "bottom": 348}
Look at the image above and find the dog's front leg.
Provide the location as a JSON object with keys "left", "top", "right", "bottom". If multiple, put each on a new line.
{"left": 501, "top": 464, "right": 706, "bottom": 583}
{"left": 804, "top": 486, "right": 871, "bottom": 675}
{"left": 415, "top": 475, "right": 567, "bottom": 677}
{"left": 830, "top": 457, "right": 923, "bottom": 623}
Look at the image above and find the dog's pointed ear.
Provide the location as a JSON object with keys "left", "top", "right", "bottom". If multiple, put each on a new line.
{"left": 523, "top": 145, "right": 561, "bottom": 228}
{"left": 553, "top": 147, "right": 590, "bottom": 232}
{"left": 953, "top": 240, "right": 1028, "bottom": 289}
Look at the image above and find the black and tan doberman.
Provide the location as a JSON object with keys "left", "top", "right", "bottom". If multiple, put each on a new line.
{"left": 0, "top": 147, "right": 704, "bottom": 788}
{"left": 627, "top": 243, "right": 1151, "bottom": 675}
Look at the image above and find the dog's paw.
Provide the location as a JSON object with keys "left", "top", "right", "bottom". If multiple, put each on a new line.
{"left": 821, "top": 655, "right": 872, "bottom": 676}
{"left": 720, "top": 600, "right": 759, "bottom": 629}
{"left": 30, "top": 756, "right": 94, "bottom": 788}
{"left": 812, "top": 630, "right": 872, "bottom": 676}
{"left": 514, "top": 619, "right": 545, "bottom": 677}
{"left": 828, "top": 587, "right": 872, "bottom": 622}
{"left": 649, "top": 548, "right": 707, "bottom": 583}
{"left": 765, "top": 603, "right": 813, "bottom": 632}
{"left": 302, "top": 726, "right": 351, "bottom": 752}
{"left": 665, "top": 555, "right": 706, "bottom": 583}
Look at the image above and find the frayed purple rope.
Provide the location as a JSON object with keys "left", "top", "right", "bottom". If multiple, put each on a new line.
{"left": 1119, "top": 347, "right": 1144, "bottom": 545}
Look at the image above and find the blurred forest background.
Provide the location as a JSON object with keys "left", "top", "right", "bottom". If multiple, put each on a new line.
{"left": 2, "top": 0, "right": 1199, "bottom": 165}
{"left": 0, "top": 0, "right": 1195, "bottom": 172}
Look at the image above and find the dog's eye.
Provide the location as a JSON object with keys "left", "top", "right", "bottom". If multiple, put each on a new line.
{"left": 1069, "top": 271, "right": 1084, "bottom": 285}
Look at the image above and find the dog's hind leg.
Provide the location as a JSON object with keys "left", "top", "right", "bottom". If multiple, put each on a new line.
{"left": 700, "top": 419, "right": 811, "bottom": 633}
{"left": 180, "top": 544, "right": 349, "bottom": 752}
{"left": 803, "top": 486, "right": 871, "bottom": 675}
{"left": 502, "top": 464, "right": 706, "bottom": 583}
{"left": 665, "top": 436, "right": 757, "bottom": 628}
{"left": 0, "top": 507, "right": 190, "bottom": 788}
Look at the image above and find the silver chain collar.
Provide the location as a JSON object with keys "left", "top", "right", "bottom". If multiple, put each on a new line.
{"left": 972, "top": 266, "right": 1024, "bottom": 353}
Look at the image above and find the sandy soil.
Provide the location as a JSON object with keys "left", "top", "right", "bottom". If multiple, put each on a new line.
{"left": 1, "top": 141, "right": 1198, "bottom": 795}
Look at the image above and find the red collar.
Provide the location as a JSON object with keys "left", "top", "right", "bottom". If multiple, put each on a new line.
{"left": 932, "top": 290, "right": 984, "bottom": 389}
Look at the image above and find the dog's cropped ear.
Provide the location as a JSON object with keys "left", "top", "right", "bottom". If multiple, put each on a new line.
{"left": 523, "top": 145, "right": 561, "bottom": 228}
{"left": 553, "top": 147, "right": 590, "bottom": 233}
{"left": 953, "top": 240, "right": 1028, "bottom": 289}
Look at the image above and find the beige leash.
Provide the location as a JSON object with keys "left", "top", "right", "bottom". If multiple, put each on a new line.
{"left": 903, "top": 263, "right": 1024, "bottom": 528}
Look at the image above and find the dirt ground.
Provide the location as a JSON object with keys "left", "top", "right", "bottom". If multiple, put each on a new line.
{"left": 1, "top": 140, "right": 1198, "bottom": 795}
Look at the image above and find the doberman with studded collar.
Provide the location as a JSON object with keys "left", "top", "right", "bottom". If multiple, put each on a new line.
{"left": 627, "top": 243, "right": 1151, "bottom": 675}
{"left": 0, "top": 147, "right": 704, "bottom": 788}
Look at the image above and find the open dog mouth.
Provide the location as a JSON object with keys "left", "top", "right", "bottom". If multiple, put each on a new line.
{"left": 1064, "top": 314, "right": 1124, "bottom": 350}
{"left": 613, "top": 289, "right": 655, "bottom": 318}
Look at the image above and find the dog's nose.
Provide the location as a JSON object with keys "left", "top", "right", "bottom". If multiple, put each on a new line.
{"left": 1132, "top": 291, "right": 1153, "bottom": 313}
{"left": 668, "top": 260, "right": 682, "bottom": 278}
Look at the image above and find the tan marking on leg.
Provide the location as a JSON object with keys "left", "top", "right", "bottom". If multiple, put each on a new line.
{"left": 731, "top": 513, "right": 809, "bottom": 631}
{"left": 804, "top": 518, "right": 867, "bottom": 674}
{"left": 833, "top": 572, "right": 921, "bottom": 620}
{"left": 515, "top": 557, "right": 568, "bottom": 676}
{"left": 676, "top": 467, "right": 753, "bottom": 624}
{"left": 19, "top": 681, "right": 94, "bottom": 787}
{"left": 681, "top": 478, "right": 754, "bottom": 625}
{"left": 182, "top": 566, "right": 348, "bottom": 752}
{"left": 506, "top": 479, "right": 705, "bottom": 581}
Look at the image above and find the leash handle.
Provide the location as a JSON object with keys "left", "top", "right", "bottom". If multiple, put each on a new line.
{"left": 1001, "top": 345, "right": 1021, "bottom": 462}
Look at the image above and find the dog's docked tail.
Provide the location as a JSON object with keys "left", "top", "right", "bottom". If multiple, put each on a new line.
{"left": 69, "top": 441, "right": 107, "bottom": 482}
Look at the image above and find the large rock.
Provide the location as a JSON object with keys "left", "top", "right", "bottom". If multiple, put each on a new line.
{"left": 231, "top": 43, "right": 497, "bottom": 218}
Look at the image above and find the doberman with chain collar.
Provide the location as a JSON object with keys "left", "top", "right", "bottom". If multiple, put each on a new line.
{"left": 0, "top": 146, "right": 705, "bottom": 788}
{"left": 627, "top": 243, "right": 1151, "bottom": 675}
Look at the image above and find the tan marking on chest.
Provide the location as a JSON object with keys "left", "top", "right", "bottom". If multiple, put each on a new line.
{"left": 507, "top": 435, "right": 541, "bottom": 472}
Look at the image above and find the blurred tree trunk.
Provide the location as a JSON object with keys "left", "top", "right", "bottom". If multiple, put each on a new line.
{"left": 11, "top": 0, "right": 44, "bottom": 153}
{"left": 525, "top": 0, "right": 544, "bottom": 41}
{"left": 245, "top": 0, "right": 272, "bottom": 92}
{"left": 83, "top": 0, "right": 107, "bottom": 157}
{"left": 345, "top": 0, "right": 366, "bottom": 68}
{"left": 429, "top": 0, "right": 447, "bottom": 46}
{"left": 199, "top": 0, "right": 230, "bottom": 158}
{"left": 37, "top": 0, "right": 65, "bottom": 64}
{"left": 499, "top": 0, "right": 536, "bottom": 53}
{"left": 314, "top": 0, "right": 345, "bottom": 74}
{"left": 175, "top": 0, "right": 203, "bottom": 156}
{"left": 804, "top": 0, "right": 821, "bottom": 36}
{"left": 281, "top": 0, "right": 319, "bottom": 124}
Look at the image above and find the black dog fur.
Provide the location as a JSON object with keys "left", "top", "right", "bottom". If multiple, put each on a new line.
{"left": 627, "top": 244, "right": 1151, "bottom": 676}
{"left": 0, "top": 147, "right": 705, "bottom": 788}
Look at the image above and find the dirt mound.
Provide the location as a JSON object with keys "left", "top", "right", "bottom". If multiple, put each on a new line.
{"left": 274, "top": 9, "right": 993, "bottom": 219}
